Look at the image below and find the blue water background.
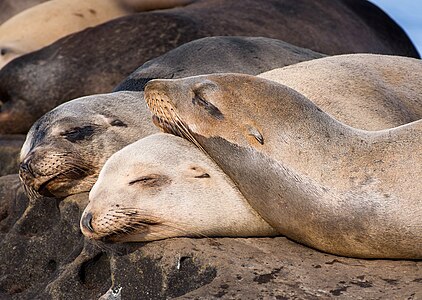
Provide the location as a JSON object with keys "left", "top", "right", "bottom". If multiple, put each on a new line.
{"left": 370, "top": 0, "right": 422, "bottom": 55}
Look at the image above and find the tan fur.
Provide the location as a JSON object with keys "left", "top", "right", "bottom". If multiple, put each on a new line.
{"left": 81, "top": 133, "right": 277, "bottom": 242}
{"left": 144, "top": 64, "right": 422, "bottom": 258}
{"left": 259, "top": 54, "right": 422, "bottom": 130}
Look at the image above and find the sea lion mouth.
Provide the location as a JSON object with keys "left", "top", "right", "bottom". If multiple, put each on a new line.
{"left": 83, "top": 208, "right": 162, "bottom": 243}
{"left": 99, "top": 219, "right": 157, "bottom": 243}
{"left": 20, "top": 162, "right": 94, "bottom": 198}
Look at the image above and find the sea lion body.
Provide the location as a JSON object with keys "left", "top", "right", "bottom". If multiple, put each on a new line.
{"left": 19, "top": 37, "right": 323, "bottom": 198}
{"left": 259, "top": 54, "right": 422, "bottom": 130}
{"left": 145, "top": 73, "right": 422, "bottom": 259}
{"left": 0, "top": 0, "right": 130, "bottom": 69}
{"left": 19, "top": 91, "right": 158, "bottom": 198}
{"left": 115, "top": 36, "right": 325, "bottom": 92}
{"left": 81, "top": 133, "right": 277, "bottom": 242}
{"left": 0, "top": 0, "right": 419, "bottom": 134}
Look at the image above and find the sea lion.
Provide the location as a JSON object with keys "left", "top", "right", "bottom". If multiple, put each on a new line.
{"left": 144, "top": 74, "right": 422, "bottom": 259}
{"left": 0, "top": 0, "right": 198, "bottom": 69}
{"left": 80, "top": 133, "right": 278, "bottom": 242}
{"left": 114, "top": 36, "right": 325, "bottom": 92}
{"left": 19, "top": 91, "right": 158, "bottom": 198}
{"left": 0, "top": 0, "right": 418, "bottom": 134}
{"left": 258, "top": 54, "right": 422, "bottom": 130}
{"left": 0, "top": 0, "right": 130, "bottom": 69}
{"left": 18, "top": 38, "right": 323, "bottom": 198}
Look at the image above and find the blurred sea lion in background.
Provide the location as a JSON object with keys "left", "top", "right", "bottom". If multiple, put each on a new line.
{"left": 0, "top": 0, "right": 418, "bottom": 134}
{"left": 0, "top": 0, "right": 197, "bottom": 69}
{"left": 115, "top": 36, "right": 325, "bottom": 91}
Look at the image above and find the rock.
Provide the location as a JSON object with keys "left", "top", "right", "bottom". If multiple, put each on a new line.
{"left": 0, "top": 177, "right": 420, "bottom": 299}
{"left": 0, "top": 174, "right": 28, "bottom": 233}
{"left": 0, "top": 0, "right": 49, "bottom": 24}
{"left": 0, "top": 135, "right": 25, "bottom": 176}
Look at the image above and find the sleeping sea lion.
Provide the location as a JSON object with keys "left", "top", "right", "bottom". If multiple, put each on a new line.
{"left": 80, "top": 133, "right": 278, "bottom": 242}
{"left": 0, "top": 0, "right": 418, "bottom": 134}
{"left": 144, "top": 72, "right": 422, "bottom": 259}
{"left": 18, "top": 37, "right": 323, "bottom": 198}
{"left": 19, "top": 91, "right": 158, "bottom": 198}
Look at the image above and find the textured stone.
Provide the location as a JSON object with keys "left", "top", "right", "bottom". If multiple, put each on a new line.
{"left": 0, "top": 175, "right": 421, "bottom": 299}
{"left": 0, "top": 135, "right": 25, "bottom": 176}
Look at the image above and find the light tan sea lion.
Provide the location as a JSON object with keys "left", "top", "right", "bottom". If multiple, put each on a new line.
{"left": 144, "top": 73, "right": 422, "bottom": 259}
{"left": 259, "top": 54, "right": 422, "bottom": 130}
{"left": 80, "top": 133, "right": 278, "bottom": 242}
{"left": 19, "top": 91, "right": 158, "bottom": 198}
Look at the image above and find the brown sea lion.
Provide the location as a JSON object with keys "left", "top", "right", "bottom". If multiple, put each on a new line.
{"left": 81, "top": 133, "right": 278, "bottom": 242}
{"left": 0, "top": 0, "right": 418, "bottom": 134}
{"left": 144, "top": 73, "right": 422, "bottom": 259}
{"left": 19, "top": 92, "right": 158, "bottom": 198}
{"left": 114, "top": 36, "right": 325, "bottom": 92}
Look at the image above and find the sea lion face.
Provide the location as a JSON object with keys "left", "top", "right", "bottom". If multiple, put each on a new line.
{"left": 80, "top": 133, "right": 277, "bottom": 243}
{"left": 144, "top": 74, "right": 287, "bottom": 149}
{"left": 19, "top": 91, "right": 157, "bottom": 198}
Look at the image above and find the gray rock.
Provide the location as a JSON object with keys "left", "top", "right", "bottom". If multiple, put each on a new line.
{"left": 0, "top": 135, "right": 25, "bottom": 176}
{"left": 0, "top": 175, "right": 421, "bottom": 299}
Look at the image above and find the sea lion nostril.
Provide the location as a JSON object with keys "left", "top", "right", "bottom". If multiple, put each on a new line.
{"left": 82, "top": 213, "right": 94, "bottom": 233}
{"left": 19, "top": 158, "right": 34, "bottom": 177}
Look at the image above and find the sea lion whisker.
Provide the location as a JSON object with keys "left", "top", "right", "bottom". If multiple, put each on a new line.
{"left": 63, "top": 162, "right": 91, "bottom": 174}
{"left": 22, "top": 183, "right": 42, "bottom": 200}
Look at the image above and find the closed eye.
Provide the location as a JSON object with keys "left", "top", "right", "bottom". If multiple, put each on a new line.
{"left": 128, "top": 174, "right": 170, "bottom": 187}
{"left": 192, "top": 92, "right": 224, "bottom": 120}
{"left": 129, "top": 176, "right": 156, "bottom": 185}
{"left": 60, "top": 125, "right": 96, "bottom": 142}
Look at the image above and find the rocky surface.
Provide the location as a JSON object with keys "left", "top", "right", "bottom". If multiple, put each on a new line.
{"left": 0, "top": 174, "right": 421, "bottom": 299}
{"left": 0, "top": 135, "right": 25, "bottom": 176}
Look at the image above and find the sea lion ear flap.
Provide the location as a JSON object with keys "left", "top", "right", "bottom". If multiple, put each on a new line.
{"left": 186, "top": 166, "right": 211, "bottom": 179}
{"left": 246, "top": 125, "right": 264, "bottom": 145}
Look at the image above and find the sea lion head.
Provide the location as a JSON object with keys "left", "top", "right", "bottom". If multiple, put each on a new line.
{"left": 19, "top": 91, "right": 157, "bottom": 198}
{"left": 144, "top": 73, "right": 301, "bottom": 149}
{"left": 80, "top": 133, "right": 277, "bottom": 242}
